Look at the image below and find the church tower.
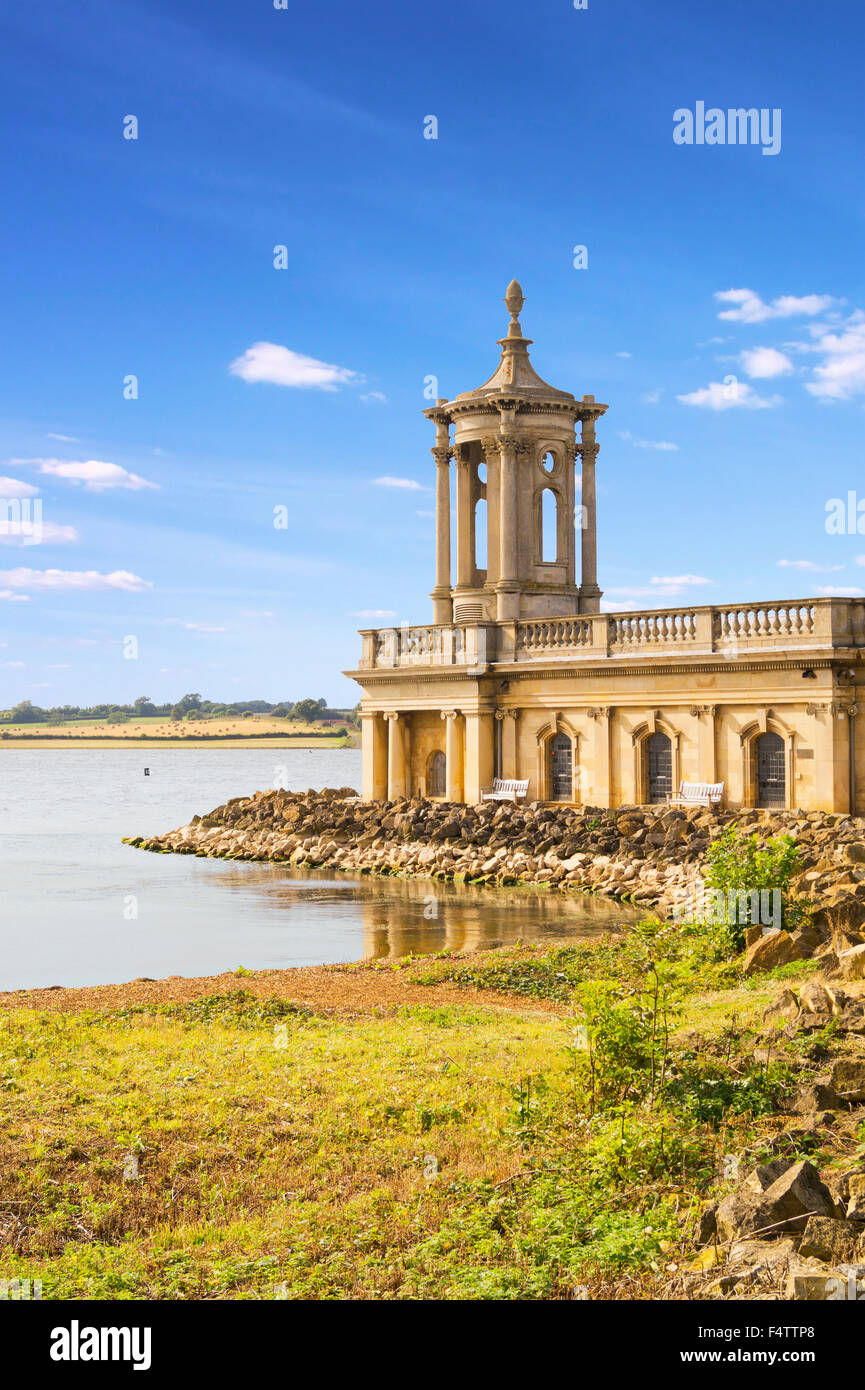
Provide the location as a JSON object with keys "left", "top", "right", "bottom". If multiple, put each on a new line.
{"left": 425, "top": 280, "right": 607, "bottom": 625}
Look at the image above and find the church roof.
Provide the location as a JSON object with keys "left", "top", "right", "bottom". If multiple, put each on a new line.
{"left": 452, "top": 279, "right": 576, "bottom": 406}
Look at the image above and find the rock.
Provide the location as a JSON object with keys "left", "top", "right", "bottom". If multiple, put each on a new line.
{"left": 717, "top": 1160, "right": 834, "bottom": 1241}
{"left": 789, "top": 1081, "right": 840, "bottom": 1114}
{"left": 762, "top": 989, "right": 799, "bottom": 1024}
{"left": 829, "top": 1059, "right": 865, "bottom": 1103}
{"left": 837, "top": 944, "right": 865, "bottom": 981}
{"left": 847, "top": 1175, "right": 865, "bottom": 1221}
{"left": 742, "top": 930, "right": 802, "bottom": 975}
{"left": 798, "top": 1215, "right": 860, "bottom": 1264}
{"left": 695, "top": 1202, "right": 718, "bottom": 1245}
{"left": 786, "top": 1265, "right": 865, "bottom": 1300}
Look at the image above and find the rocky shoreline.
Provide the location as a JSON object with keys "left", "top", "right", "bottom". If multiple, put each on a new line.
{"left": 125, "top": 787, "right": 865, "bottom": 936}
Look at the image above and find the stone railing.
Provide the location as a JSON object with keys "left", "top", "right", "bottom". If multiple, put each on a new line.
{"left": 515, "top": 618, "right": 593, "bottom": 654}
{"left": 355, "top": 597, "right": 865, "bottom": 670}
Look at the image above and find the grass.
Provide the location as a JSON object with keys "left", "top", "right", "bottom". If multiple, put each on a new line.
{"left": 0, "top": 715, "right": 355, "bottom": 746}
{"left": 0, "top": 924, "right": 843, "bottom": 1301}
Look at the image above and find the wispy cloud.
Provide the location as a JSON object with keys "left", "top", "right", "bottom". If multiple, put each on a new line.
{"left": 0, "top": 568, "right": 152, "bottom": 593}
{"left": 619, "top": 429, "right": 678, "bottom": 452}
{"left": 715, "top": 288, "right": 837, "bottom": 324}
{"left": 0, "top": 590, "right": 30, "bottom": 602}
{"left": 642, "top": 389, "right": 663, "bottom": 404}
{"left": 777, "top": 559, "right": 843, "bottom": 573}
{"left": 815, "top": 584, "right": 865, "bottom": 596}
{"left": 0, "top": 523, "right": 79, "bottom": 545}
{"left": 46, "top": 433, "right": 79, "bottom": 443}
{"left": 184, "top": 622, "right": 227, "bottom": 632}
{"left": 351, "top": 608, "right": 397, "bottom": 619}
{"left": 740, "top": 346, "right": 794, "bottom": 379}
{"left": 372, "top": 476, "right": 427, "bottom": 491}
{"left": 803, "top": 311, "right": 865, "bottom": 401}
{"left": 229, "top": 342, "right": 359, "bottom": 390}
{"left": 359, "top": 390, "right": 387, "bottom": 403}
{"left": 677, "top": 381, "right": 782, "bottom": 410}
{"left": 11, "top": 459, "right": 157, "bottom": 491}
{"left": 0, "top": 476, "right": 38, "bottom": 498}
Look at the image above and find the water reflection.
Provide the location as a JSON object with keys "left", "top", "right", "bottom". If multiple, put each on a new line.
{"left": 202, "top": 863, "right": 640, "bottom": 961}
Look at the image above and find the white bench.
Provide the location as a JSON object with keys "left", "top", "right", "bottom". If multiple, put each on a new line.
{"left": 667, "top": 780, "right": 724, "bottom": 808}
{"left": 481, "top": 778, "right": 530, "bottom": 804}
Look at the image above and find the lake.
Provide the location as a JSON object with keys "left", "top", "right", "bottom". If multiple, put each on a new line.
{"left": 0, "top": 749, "right": 638, "bottom": 991}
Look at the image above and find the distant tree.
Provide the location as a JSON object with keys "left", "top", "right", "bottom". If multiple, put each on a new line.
{"left": 292, "top": 698, "right": 322, "bottom": 721}
{"left": 133, "top": 696, "right": 157, "bottom": 716}
{"left": 169, "top": 706, "right": 183, "bottom": 721}
{"left": 177, "top": 692, "right": 202, "bottom": 712}
{"left": 11, "top": 700, "right": 41, "bottom": 724}
{"left": 184, "top": 709, "right": 203, "bottom": 721}
{"left": 317, "top": 698, "right": 327, "bottom": 709}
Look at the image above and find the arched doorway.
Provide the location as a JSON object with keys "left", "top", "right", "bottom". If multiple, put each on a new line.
{"left": 428, "top": 750, "right": 446, "bottom": 798}
{"left": 756, "top": 732, "right": 785, "bottom": 807}
{"left": 646, "top": 731, "right": 672, "bottom": 804}
{"left": 549, "top": 732, "right": 572, "bottom": 801}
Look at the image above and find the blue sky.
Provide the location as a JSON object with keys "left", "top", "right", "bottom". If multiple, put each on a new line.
{"left": 1, "top": 0, "right": 864, "bottom": 708}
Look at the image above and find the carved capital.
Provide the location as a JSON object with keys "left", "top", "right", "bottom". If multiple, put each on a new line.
{"left": 441, "top": 709, "right": 461, "bottom": 722}
{"left": 499, "top": 432, "right": 533, "bottom": 456}
{"left": 586, "top": 705, "right": 611, "bottom": 721}
{"left": 480, "top": 435, "right": 500, "bottom": 460}
{"left": 430, "top": 446, "right": 452, "bottom": 467}
{"left": 577, "top": 443, "right": 599, "bottom": 462}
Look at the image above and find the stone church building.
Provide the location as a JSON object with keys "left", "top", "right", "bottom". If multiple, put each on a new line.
{"left": 347, "top": 281, "right": 864, "bottom": 812}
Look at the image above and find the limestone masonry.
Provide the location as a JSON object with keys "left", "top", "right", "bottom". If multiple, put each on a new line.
{"left": 345, "top": 282, "right": 865, "bottom": 812}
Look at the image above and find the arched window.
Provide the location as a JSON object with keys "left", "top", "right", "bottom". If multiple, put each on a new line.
{"left": 549, "top": 732, "right": 572, "bottom": 801}
{"left": 756, "top": 732, "right": 785, "bottom": 807}
{"left": 428, "top": 750, "right": 446, "bottom": 798}
{"left": 541, "top": 451, "right": 555, "bottom": 474}
{"left": 646, "top": 731, "right": 672, "bottom": 804}
{"left": 474, "top": 497, "right": 487, "bottom": 571}
{"left": 541, "top": 488, "right": 558, "bottom": 562}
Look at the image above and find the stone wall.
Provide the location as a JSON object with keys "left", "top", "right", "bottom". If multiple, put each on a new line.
{"left": 125, "top": 789, "right": 865, "bottom": 934}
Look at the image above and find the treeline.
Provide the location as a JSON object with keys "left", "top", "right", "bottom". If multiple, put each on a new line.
{"left": 1, "top": 694, "right": 361, "bottom": 725}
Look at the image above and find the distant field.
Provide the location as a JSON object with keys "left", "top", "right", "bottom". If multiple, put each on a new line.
{"left": 0, "top": 716, "right": 355, "bottom": 744}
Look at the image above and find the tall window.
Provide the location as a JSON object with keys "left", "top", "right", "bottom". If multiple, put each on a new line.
{"left": 428, "top": 750, "right": 446, "bottom": 798}
{"left": 541, "top": 488, "right": 558, "bottom": 562}
{"left": 474, "top": 497, "right": 487, "bottom": 571}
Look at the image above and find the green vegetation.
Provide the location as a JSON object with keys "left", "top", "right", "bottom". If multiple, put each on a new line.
{"left": 0, "top": 694, "right": 360, "bottom": 729}
{"left": 0, "top": 901, "right": 828, "bottom": 1301}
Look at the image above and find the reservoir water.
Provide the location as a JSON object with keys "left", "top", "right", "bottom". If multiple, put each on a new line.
{"left": 0, "top": 748, "right": 637, "bottom": 991}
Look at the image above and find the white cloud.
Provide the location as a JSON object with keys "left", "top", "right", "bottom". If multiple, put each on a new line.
{"left": 0, "top": 477, "right": 38, "bottom": 498}
{"left": 372, "top": 476, "right": 427, "bottom": 491}
{"left": 11, "top": 458, "right": 157, "bottom": 491}
{"left": 619, "top": 430, "right": 679, "bottom": 452}
{"left": 359, "top": 391, "right": 387, "bottom": 403}
{"left": 0, "top": 522, "right": 78, "bottom": 545}
{"left": 0, "top": 568, "right": 151, "bottom": 592}
{"left": 804, "top": 313, "right": 865, "bottom": 400}
{"left": 815, "top": 585, "right": 865, "bottom": 596}
{"left": 715, "top": 288, "right": 837, "bottom": 324}
{"left": 239, "top": 609, "right": 274, "bottom": 618}
{"left": 45, "top": 663, "right": 69, "bottom": 669}
{"left": 677, "top": 381, "right": 782, "bottom": 410}
{"left": 650, "top": 574, "right": 712, "bottom": 586}
{"left": 46, "top": 433, "right": 79, "bottom": 443}
{"left": 777, "top": 559, "right": 843, "bottom": 573}
{"left": 0, "top": 590, "right": 30, "bottom": 602}
{"left": 615, "top": 351, "right": 632, "bottom": 359}
{"left": 642, "top": 389, "right": 663, "bottom": 404}
{"left": 229, "top": 342, "right": 358, "bottom": 390}
{"left": 4, "top": 660, "right": 25, "bottom": 667}
{"left": 351, "top": 608, "right": 397, "bottom": 619}
{"left": 740, "top": 346, "right": 794, "bottom": 379}
{"left": 184, "top": 623, "right": 227, "bottom": 632}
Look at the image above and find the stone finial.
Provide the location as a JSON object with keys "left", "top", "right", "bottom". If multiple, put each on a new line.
{"left": 503, "top": 279, "right": 525, "bottom": 337}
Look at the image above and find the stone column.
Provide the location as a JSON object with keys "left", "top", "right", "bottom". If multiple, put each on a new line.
{"left": 588, "top": 705, "right": 612, "bottom": 806}
{"left": 430, "top": 409, "right": 453, "bottom": 623}
{"left": 361, "top": 712, "right": 388, "bottom": 800}
{"left": 579, "top": 412, "right": 601, "bottom": 613}
{"left": 442, "top": 709, "right": 464, "bottom": 802}
{"left": 463, "top": 711, "right": 494, "bottom": 804}
{"left": 496, "top": 428, "right": 520, "bottom": 621}
{"left": 498, "top": 709, "right": 519, "bottom": 779}
{"left": 384, "top": 712, "right": 405, "bottom": 801}
{"left": 454, "top": 451, "right": 473, "bottom": 589}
